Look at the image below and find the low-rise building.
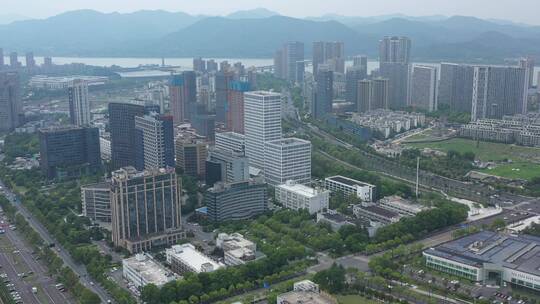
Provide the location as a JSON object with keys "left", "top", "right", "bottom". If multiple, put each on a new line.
{"left": 378, "top": 195, "right": 427, "bottom": 216}
{"left": 205, "top": 178, "right": 268, "bottom": 222}
{"left": 353, "top": 204, "right": 401, "bottom": 225}
{"left": 216, "top": 233, "right": 258, "bottom": 266}
{"left": 277, "top": 280, "right": 336, "bottom": 304}
{"left": 122, "top": 253, "right": 176, "bottom": 289}
{"left": 351, "top": 110, "right": 425, "bottom": 139}
{"left": 81, "top": 182, "right": 111, "bottom": 223}
{"left": 166, "top": 243, "right": 224, "bottom": 274}
{"left": 275, "top": 180, "right": 329, "bottom": 214}
{"left": 316, "top": 210, "right": 356, "bottom": 231}
{"left": 423, "top": 231, "right": 540, "bottom": 291}
{"left": 324, "top": 176, "right": 375, "bottom": 202}
{"left": 459, "top": 116, "right": 540, "bottom": 147}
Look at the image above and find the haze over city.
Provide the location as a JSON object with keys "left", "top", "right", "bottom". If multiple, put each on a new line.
{"left": 2, "top": 0, "right": 540, "bottom": 25}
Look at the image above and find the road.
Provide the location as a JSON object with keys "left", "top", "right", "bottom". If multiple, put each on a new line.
{"left": 0, "top": 179, "right": 113, "bottom": 303}
{"left": 0, "top": 219, "right": 76, "bottom": 304}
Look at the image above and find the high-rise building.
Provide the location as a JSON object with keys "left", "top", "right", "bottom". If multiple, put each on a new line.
{"left": 284, "top": 41, "right": 304, "bottom": 83}
{"left": 312, "top": 69, "right": 333, "bottom": 119}
{"left": 109, "top": 102, "right": 146, "bottom": 170}
{"left": 471, "top": 65, "right": 528, "bottom": 120}
{"left": 205, "top": 179, "right": 268, "bottom": 222}
{"left": 345, "top": 66, "right": 367, "bottom": 106}
{"left": 313, "top": 41, "right": 345, "bottom": 74}
{"left": 191, "top": 112, "right": 216, "bottom": 141}
{"left": 379, "top": 36, "right": 411, "bottom": 109}
{"left": 357, "top": 78, "right": 389, "bottom": 112}
{"left": 438, "top": 63, "right": 475, "bottom": 113}
{"left": 353, "top": 55, "right": 368, "bottom": 70}
{"left": 81, "top": 182, "right": 111, "bottom": 223}
{"left": 0, "top": 71, "right": 22, "bottom": 131}
{"left": 264, "top": 138, "right": 311, "bottom": 186}
{"left": 111, "top": 167, "right": 183, "bottom": 253}
{"left": 274, "top": 42, "right": 304, "bottom": 82}
{"left": 43, "top": 57, "right": 53, "bottom": 67}
{"left": 410, "top": 65, "right": 438, "bottom": 112}
{"left": 175, "top": 135, "right": 208, "bottom": 179}
{"left": 206, "top": 148, "right": 249, "bottom": 186}
{"left": 227, "top": 80, "right": 250, "bottom": 133}
{"left": 134, "top": 113, "right": 175, "bottom": 170}
{"left": 206, "top": 59, "right": 218, "bottom": 72}
{"left": 169, "top": 71, "right": 197, "bottom": 125}
{"left": 193, "top": 57, "right": 206, "bottom": 73}
{"left": 38, "top": 126, "right": 101, "bottom": 179}
{"left": 379, "top": 62, "right": 410, "bottom": 109}
{"left": 0, "top": 48, "right": 4, "bottom": 69}
{"left": 273, "top": 49, "right": 285, "bottom": 79}
{"left": 9, "top": 52, "right": 19, "bottom": 68}
{"left": 25, "top": 52, "right": 35, "bottom": 69}
{"left": 215, "top": 71, "right": 233, "bottom": 124}
{"left": 379, "top": 36, "right": 411, "bottom": 64}
{"left": 244, "top": 91, "right": 282, "bottom": 170}
{"left": 215, "top": 131, "right": 245, "bottom": 155}
{"left": 519, "top": 57, "right": 535, "bottom": 88}
{"left": 68, "top": 79, "right": 91, "bottom": 126}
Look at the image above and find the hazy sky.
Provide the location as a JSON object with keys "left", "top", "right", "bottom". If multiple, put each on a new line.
{"left": 4, "top": 0, "right": 540, "bottom": 25}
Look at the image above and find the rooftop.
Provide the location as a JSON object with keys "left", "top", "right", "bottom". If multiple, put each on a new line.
{"left": 362, "top": 205, "right": 400, "bottom": 218}
{"left": 277, "top": 181, "right": 328, "bottom": 198}
{"left": 166, "top": 244, "right": 224, "bottom": 273}
{"left": 122, "top": 254, "right": 175, "bottom": 287}
{"left": 265, "top": 137, "right": 311, "bottom": 147}
{"left": 424, "top": 231, "right": 540, "bottom": 277}
{"left": 326, "top": 175, "right": 375, "bottom": 188}
{"left": 278, "top": 291, "right": 336, "bottom": 304}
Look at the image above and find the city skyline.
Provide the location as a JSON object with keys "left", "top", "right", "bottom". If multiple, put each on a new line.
{"left": 2, "top": 0, "right": 540, "bottom": 25}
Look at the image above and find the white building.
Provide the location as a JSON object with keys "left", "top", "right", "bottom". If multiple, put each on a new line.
{"left": 264, "top": 138, "right": 311, "bottom": 186}
{"left": 122, "top": 253, "right": 176, "bottom": 289}
{"left": 68, "top": 79, "right": 90, "bottom": 126}
{"left": 275, "top": 180, "right": 329, "bottom": 214}
{"left": 324, "top": 176, "right": 375, "bottom": 202}
{"left": 215, "top": 132, "right": 246, "bottom": 155}
{"left": 216, "top": 233, "right": 258, "bottom": 266}
{"left": 277, "top": 280, "right": 336, "bottom": 304}
{"left": 99, "top": 135, "right": 111, "bottom": 161}
{"left": 166, "top": 243, "right": 224, "bottom": 274}
{"left": 244, "top": 91, "right": 282, "bottom": 170}
{"left": 81, "top": 182, "right": 111, "bottom": 223}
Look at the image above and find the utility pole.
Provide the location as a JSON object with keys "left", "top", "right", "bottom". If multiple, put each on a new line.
{"left": 415, "top": 156, "right": 420, "bottom": 198}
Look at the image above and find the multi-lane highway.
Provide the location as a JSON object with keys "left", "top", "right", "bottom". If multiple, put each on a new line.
{"left": 0, "top": 179, "right": 113, "bottom": 303}
{"left": 0, "top": 218, "right": 75, "bottom": 304}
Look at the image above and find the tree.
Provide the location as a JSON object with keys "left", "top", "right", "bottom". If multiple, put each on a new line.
{"left": 141, "top": 284, "right": 161, "bottom": 304}
{"left": 80, "top": 288, "right": 101, "bottom": 304}
{"left": 313, "top": 264, "right": 346, "bottom": 294}
{"left": 490, "top": 218, "right": 506, "bottom": 231}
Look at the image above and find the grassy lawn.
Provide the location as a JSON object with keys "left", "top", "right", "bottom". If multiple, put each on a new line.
{"left": 407, "top": 138, "right": 540, "bottom": 180}
{"left": 479, "top": 162, "right": 540, "bottom": 180}
{"left": 337, "top": 294, "right": 380, "bottom": 304}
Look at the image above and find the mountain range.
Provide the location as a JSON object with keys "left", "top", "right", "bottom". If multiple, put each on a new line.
{"left": 1, "top": 9, "right": 539, "bottom": 62}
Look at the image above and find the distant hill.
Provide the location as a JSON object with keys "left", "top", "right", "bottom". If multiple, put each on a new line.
{"left": 0, "top": 14, "right": 29, "bottom": 25}
{"left": 151, "top": 16, "right": 377, "bottom": 57}
{"left": 226, "top": 8, "right": 279, "bottom": 19}
{"left": 0, "top": 9, "right": 204, "bottom": 55}
{"left": 1, "top": 9, "right": 539, "bottom": 61}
